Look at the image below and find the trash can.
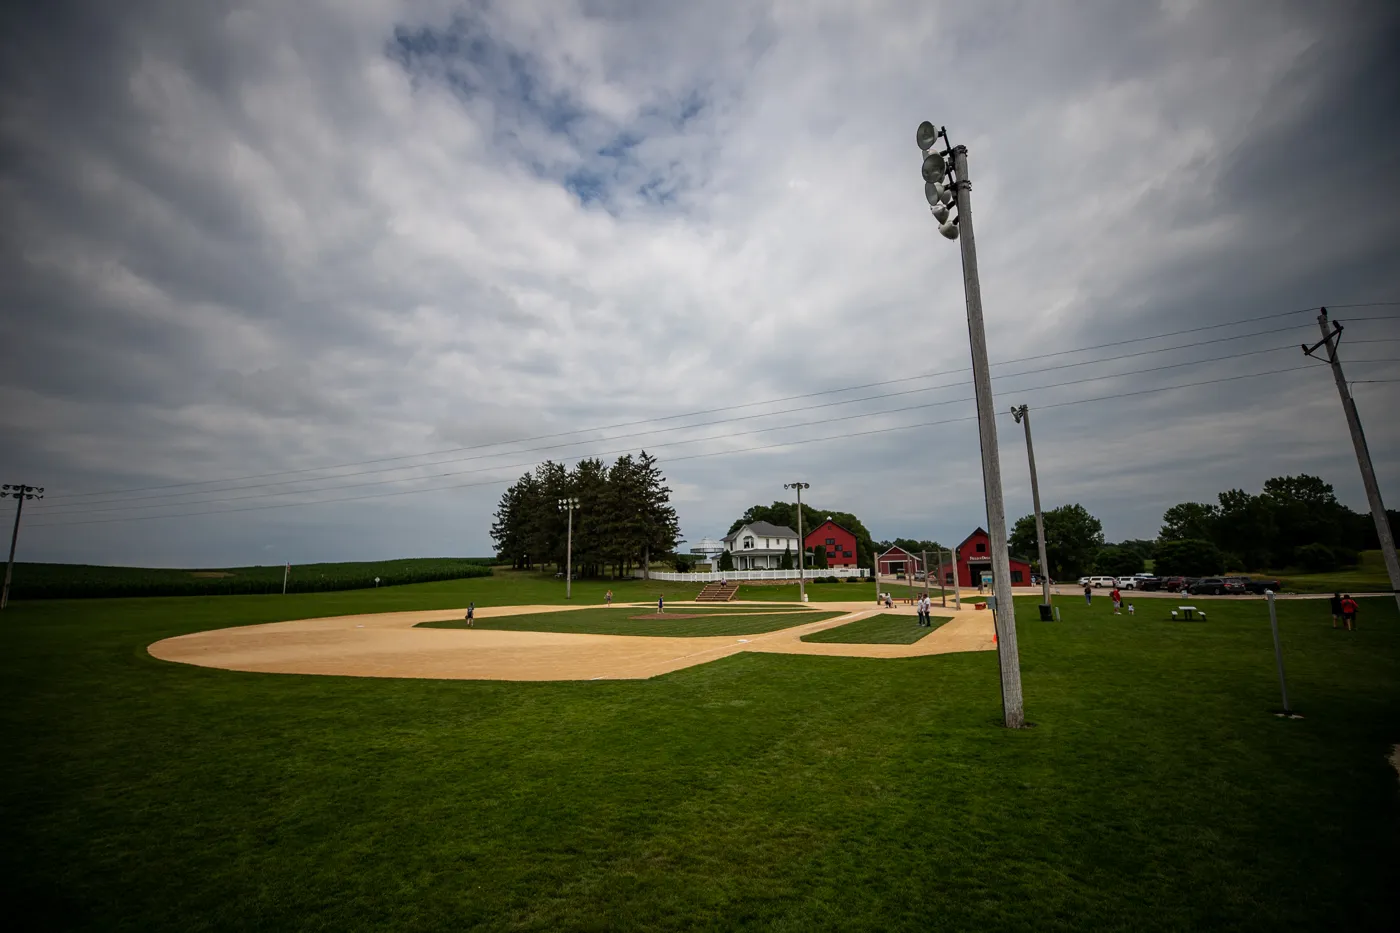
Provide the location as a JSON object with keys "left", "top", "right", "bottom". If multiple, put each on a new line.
{"left": 1038, "top": 603, "right": 1054, "bottom": 622}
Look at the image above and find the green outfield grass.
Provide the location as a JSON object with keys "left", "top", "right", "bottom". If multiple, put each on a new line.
{"left": 422, "top": 606, "right": 843, "bottom": 637}
{"left": 800, "top": 612, "right": 951, "bottom": 644}
{"left": 3, "top": 579, "right": 1398, "bottom": 931}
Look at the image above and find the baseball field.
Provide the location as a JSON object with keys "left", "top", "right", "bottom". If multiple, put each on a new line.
{"left": 3, "top": 573, "right": 1397, "bottom": 930}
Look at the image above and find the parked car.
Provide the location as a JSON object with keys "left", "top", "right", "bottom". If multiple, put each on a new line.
{"left": 1160, "top": 576, "right": 1188, "bottom": 593}
{"left": 1135, "top": 576, "right": 1164, "bottom": 591}
{"left": 1117, "top": 577, "right": 1138, "bottom": 590}
{"left": 1242, "top": 577, "right": 1283, "bottom": 594}
{"left": 1088, "top": 575, "right": 1118, "bottom": 588}
{"left": 1222, "top": 576, "right": 1249, "bottom": 594}
{"left": 1189, "top": 577, "right": 1246, "bottom": 595}
{"left": 1078, "top": 576, "right": 1091, "bottom": 586}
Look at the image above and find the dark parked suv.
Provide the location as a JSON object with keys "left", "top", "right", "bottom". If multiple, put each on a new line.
{"left": 1190, "top": 577, "right": 1246, "bottom": 595}
{"left": 1160, "top": 576, "right": 1188, "bottom": 593}
{"left": 1242, "top": 577, "right": 1282, "bottom": 594}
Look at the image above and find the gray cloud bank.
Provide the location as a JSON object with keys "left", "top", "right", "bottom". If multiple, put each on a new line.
{"left": 2, "top": 0, "right": 1397, "bottom": 567}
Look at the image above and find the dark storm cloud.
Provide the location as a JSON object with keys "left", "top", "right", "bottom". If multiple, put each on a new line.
{"left": 0, "top": 0, "right": 1396, "bottom": 565}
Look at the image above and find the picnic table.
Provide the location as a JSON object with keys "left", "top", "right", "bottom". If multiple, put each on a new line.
{"left": 1173, "top": 605, "right": 1206, "bottom": 621}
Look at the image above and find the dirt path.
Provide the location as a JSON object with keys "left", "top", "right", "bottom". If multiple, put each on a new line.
{"left": 148, "top": 601, "right": 994, "bottom": 682}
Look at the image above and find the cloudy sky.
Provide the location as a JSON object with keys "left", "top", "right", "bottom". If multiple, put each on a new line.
{"left": 2, "top": 0, "right": 1398, "bottom": 567}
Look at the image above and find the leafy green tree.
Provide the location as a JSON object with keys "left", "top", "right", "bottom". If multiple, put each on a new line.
{"left": 813, "top": 545, "right": 828, "bottom": 570}
{"left": 1094, "top": 546, "right": 1144, "bottom": 578}
{"left": 1293, "top": 543, "right": 1339, "bottom": 572}
{"left": 1159, "top": 502, "right": 1220, "bottom": 542}
{"left": 1009, "top": 504, "right": 1103, "bottom": 579}
{"left": 718, "top": 549, "right": 734, "bottom": 572}
{"left": 780, "top": 544, "right": 793, "bottom": 570}
{"left": 1153, "top": 538, "right": 1223, "bottom": 577}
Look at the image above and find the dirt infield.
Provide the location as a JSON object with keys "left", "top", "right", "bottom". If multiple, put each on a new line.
{"left": 148, "top": 601, "right": 994, "bottom": 682}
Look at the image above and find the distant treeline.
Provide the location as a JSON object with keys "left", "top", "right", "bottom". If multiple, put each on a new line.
{"left": 6, "top": 558, "right": 497, "bottom": 600}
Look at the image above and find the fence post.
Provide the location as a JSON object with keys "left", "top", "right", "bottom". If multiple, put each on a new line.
{"left": 1266, "top": 591, "right": 1293, "bottom": 715}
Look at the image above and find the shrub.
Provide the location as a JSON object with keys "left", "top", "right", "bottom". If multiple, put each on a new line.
{"left": 1294, "top": 543, "right": 1339, "bottom": 573}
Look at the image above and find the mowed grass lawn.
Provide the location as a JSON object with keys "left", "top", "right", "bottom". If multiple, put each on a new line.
{"left": 3, "top": 572, "right": 1399, "bottom": 931}
{"left": 423, "top": 606, "right": 844, "bottom": 637}
{"left": 801, "top": 612, "right": 951, "bottom": 644}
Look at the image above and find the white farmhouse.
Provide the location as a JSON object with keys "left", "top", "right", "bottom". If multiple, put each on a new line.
{"left": 722, "top": 521, "right": 801, "bottom": 570}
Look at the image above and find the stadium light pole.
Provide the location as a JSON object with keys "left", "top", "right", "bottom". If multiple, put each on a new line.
{"left": 1, "top": 484, "right": 44, "bottom": 610}
{"left": 1012, "top": 404, "right": 1053, "bottom": 609}
{"left": 784, "top": 482, "right": 810, "bottom": 603}
{"left": 916, "top": 120, "right": 1025, "bottom": 727}
{"left": 558, "top": 497, "right": 580, "bottom": 599}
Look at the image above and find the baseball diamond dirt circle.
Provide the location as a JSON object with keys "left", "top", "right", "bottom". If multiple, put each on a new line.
{"left": 148, "top": 601, "right": 995, "bottom": 681}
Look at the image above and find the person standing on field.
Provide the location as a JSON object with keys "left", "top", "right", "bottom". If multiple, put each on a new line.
{"left": 465, "top": 602, "right": 474, "bottom": 627}
{"left": 1083, "top": 582, "right": 1092, "bottom": 606}
{"left": 658, "top": 595, "right": 664, "bottom": 614}
{"left": 1111, "top": 586, "right": 1122, "bottom": 615}
{"left": 1329, "top": 592, "right": 1342, "bottom": 629}
{"left": 605, "top": 589, "right": 612, "bottom": 607}
{"left": 1340, "top": 594, "right": 1358, "bottom": 631}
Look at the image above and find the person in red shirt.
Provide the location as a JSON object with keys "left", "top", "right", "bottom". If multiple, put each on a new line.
{"left": 1110, "top": 586, "right": 1122, "bottom": 615}
{"left": 1340, "top": 594, "right": 1359, "bottom": 631}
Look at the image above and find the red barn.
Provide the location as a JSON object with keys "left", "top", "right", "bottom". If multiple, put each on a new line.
{"left": 876, "top": 545, "right": 923, "bottom": 577}
{"left": 805, "top": 518, "right": 858, "bottom": 568}
{"left": 948, "top": 527, "right": 1034, "bottom": 588}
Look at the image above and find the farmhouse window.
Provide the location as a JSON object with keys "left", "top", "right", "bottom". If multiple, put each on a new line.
{"left": 826, "top": 537, "right": 835, "bottom": 545}
{"left": 976, "top": 542, "right": 986, "bottom": 552}
{"left": 743, "top": 536, "right": 754, "bottom": 549}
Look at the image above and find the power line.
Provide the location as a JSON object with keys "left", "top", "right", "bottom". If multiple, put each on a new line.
{"left": 33, "top": 342, "right": 1315, "bottom": 518}
{"left": 40, "top": 303, "right": 1369, "bottom": 504}
{"left": 38, "top": 327, "right": 1366, "bottom": 515}
{"left": 28, "top": 362, "right": 1318, "bottom": 528}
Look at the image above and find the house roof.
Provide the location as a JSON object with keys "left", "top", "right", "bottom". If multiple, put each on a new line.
{"left": 956, "top": 527, "right": 989, "bottom": 552}
{"left": 723, "top": 521, "right": 798, "bottom": 542}
{"left": 876, "top": 545, "right": 922, "bottom": 563}
{"left": 805, "top": 518, "right": 858, "bottom": 541}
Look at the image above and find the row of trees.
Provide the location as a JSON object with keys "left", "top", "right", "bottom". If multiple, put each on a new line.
{"left": 1006, "top": 474, "right": 1394, "bottom": 579}
{"left": 490, "top": 453, "right": 681, "bottom": 579}
{"left": 1157, "top": 474, "right": 1393, "bottom": 573}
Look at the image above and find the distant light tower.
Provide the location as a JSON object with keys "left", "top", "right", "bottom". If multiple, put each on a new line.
{"left": 784, "top": 481, "right": 810, "bottom": 603}
{"left": 1011, "top": 404, "right": 1053, "bottom": 609}
{"left": 558, "top": 497, "right": 580, "bottom": 599}
{"left": 916, "top": 119, "right": 1025, "bottom": 728}
{"left": 1, "top": 484, "right": 44, "bottom": 610}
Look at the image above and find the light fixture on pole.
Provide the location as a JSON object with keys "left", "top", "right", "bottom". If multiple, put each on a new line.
{"left": 558, "top": 497, "right": 580, "bottom": 600}
{"left": 783, "top": 482, "right": 810, "bottom": 604}
{"left": 916, "top": 119, "right": 1026, "bottom": 728}
{"left": 1, "top": 484, "right": 43, "bottom": 610}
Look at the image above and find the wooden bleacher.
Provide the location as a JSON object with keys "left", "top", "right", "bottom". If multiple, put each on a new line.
{"left": 696, "top": 581, "right": 740, "bottom": 602}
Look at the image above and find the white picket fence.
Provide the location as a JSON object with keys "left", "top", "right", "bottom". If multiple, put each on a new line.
{"left": 633, "top": 568, "right": 869, "bottom": 582}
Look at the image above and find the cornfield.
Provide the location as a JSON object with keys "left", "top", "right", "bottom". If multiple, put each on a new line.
{"left": 5, "top": 558, "right": 497, "bottom": 600}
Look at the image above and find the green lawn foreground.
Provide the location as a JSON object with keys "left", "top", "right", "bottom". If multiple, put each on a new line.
{"left": 422, "top": 606, "right": 843, "bottom": 637}
{"left": 2, "top": 574, "right": 1398, "bottom": 931}
{"left": 801, "top": 612, "right": 951, "bottom": 644}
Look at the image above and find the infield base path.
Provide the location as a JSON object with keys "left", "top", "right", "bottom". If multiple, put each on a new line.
{"left": 149, "top": 602, "right": 995, "bottom": 682}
